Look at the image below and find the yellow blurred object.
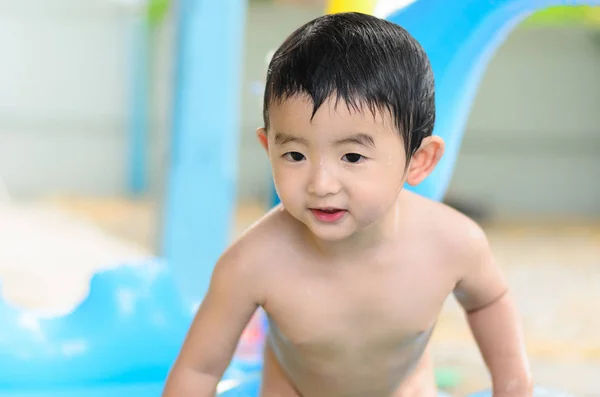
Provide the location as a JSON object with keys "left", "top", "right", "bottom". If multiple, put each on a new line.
{"left": 524, "top": 5, "right": 600, "bottom": 26}
{"left": 588, "top": 7, "right": 600, "bottom": 23}
{"left": 326, "top": 0, "right": 377, "bottom": 14}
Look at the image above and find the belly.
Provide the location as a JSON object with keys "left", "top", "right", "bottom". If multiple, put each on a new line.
{"left": 265, "top": 325, "right": 435, "bottom": 397}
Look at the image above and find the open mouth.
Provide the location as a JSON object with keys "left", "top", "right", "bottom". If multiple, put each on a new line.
{"left": 310, "top": 208, "right": 347, "bottom": 223}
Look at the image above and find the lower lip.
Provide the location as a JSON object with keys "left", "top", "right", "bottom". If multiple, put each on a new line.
{"left": 310, "top": 209, "right": 347, "bottom": 223}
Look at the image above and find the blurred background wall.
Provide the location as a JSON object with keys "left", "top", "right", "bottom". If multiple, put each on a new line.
{"left": 0, "top": 0, "right": 599, "bottom": 221}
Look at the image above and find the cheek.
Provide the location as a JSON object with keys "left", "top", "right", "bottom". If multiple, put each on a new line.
{"left": 347, "top": 164, "right": 404, "bottom": 202}
{"left": 272, "top": 164, "right": 304, "bottom": 197}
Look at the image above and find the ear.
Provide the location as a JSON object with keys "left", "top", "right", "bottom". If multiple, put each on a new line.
{"left": 256, "top": 127, "right": 269, "bottom": 152}
{"left": 405, "top": 136, "right": 445, "bottom": 186}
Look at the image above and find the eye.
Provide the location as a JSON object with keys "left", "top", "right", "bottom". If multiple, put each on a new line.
{"left": 342, "top": 153, "right": 364, "bottom": 163}
{"left": 283, "top": 152, "right": 305, "bottom": 162}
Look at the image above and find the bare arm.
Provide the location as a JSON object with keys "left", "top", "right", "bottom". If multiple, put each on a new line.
{"left": 453, "top": 223, "right": 533, "bottom": 397}
{"left": 162, "top": 243, "right": 264, "bottom": 397}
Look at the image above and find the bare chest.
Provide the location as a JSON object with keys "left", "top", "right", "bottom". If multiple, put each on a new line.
{"left": 263, "top": 257, "right": 451, "bottom": 360}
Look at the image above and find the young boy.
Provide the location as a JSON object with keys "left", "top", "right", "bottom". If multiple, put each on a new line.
{"left": 163, "top": 12, "right": 533, "bottom": 397}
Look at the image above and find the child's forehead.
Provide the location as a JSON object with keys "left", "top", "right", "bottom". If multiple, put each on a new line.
{"left": 269, "top": 95, "right": 395, "bottom": 130}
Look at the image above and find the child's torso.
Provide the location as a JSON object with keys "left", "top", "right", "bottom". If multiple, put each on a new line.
{"left": 259, "top": 241, "right": 455, "bottom": 397}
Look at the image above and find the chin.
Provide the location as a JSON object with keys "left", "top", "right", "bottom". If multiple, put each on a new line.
{"left": 305, "top": 219, "right": 357, "bottom": 242}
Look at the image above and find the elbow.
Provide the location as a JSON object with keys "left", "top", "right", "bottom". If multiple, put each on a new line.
{"left": 162, "top": 365, "right": 220, "bottom": 397}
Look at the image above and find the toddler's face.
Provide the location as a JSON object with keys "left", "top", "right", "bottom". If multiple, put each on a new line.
{"left": 258, "top": 95, "right": 409, "bottom": 242}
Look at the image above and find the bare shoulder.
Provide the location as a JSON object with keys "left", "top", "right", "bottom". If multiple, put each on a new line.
{"left": 211, "top": 204, "right": 300, "bottom": 302}
{"left": 405, "top": 192, "right": 507, "bottom": 311}
{"left": 230, "top": 203, "right": 301, "bottom": 258}
{"left": 405, "top": 191, "right": 491, "bottom": 269}
{"left": 407, "top": 191, "right": 487, "bottom": 240}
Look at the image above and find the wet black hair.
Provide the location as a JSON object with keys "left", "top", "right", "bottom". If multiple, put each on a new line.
{"left": 263, "top": 12, "right": 435, "bottom": 160}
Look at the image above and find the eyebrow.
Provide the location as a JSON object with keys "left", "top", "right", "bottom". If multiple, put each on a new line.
{"left": 274, "top": 132, "right": 309, "bottom": 146}
{"left": 335, "top": 133, "right": 376, "bottom": 149}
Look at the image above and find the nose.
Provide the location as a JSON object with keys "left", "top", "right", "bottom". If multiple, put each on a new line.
{"left": 307, "top": 163, "right": 341, "bottom": 197}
